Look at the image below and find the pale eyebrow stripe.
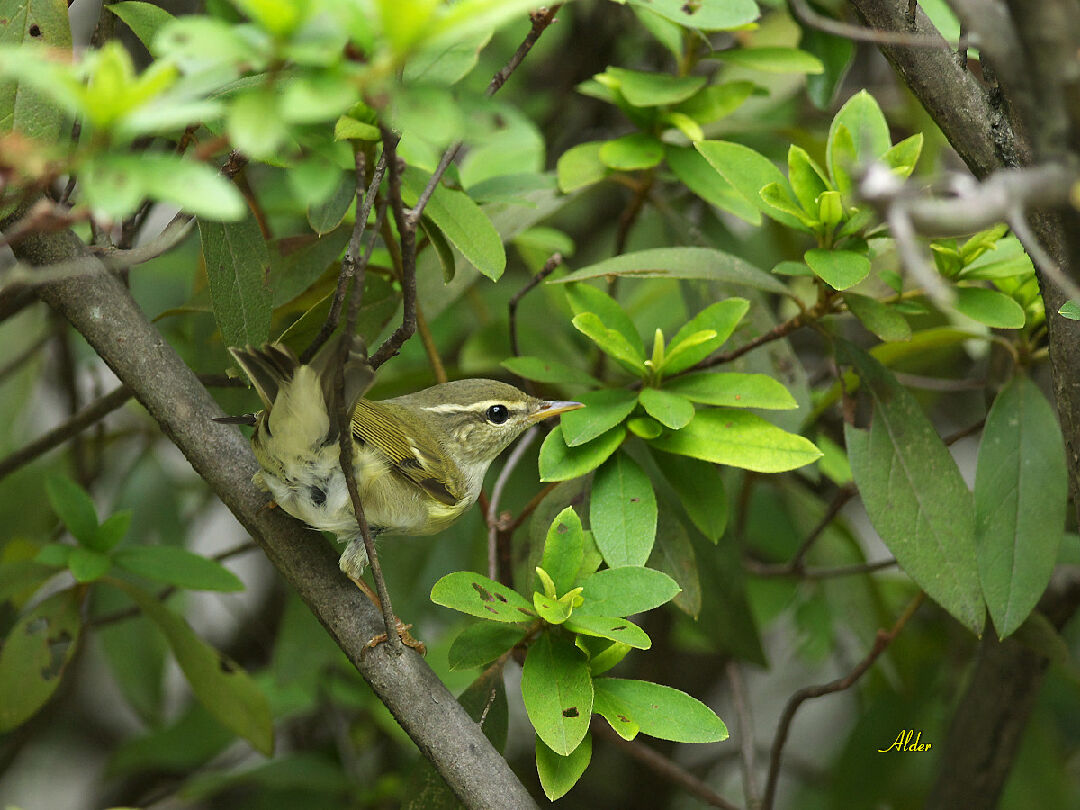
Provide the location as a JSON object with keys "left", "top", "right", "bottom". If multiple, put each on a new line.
{"left": 420, "top": 401, "right": 513, "bottom": 414}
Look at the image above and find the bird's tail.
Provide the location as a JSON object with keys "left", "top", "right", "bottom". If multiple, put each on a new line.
{"left": 228, "top": 335, "right": 373, "bottom": 447}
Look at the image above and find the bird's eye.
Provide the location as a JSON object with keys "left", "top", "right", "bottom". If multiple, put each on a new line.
{"left": 485, "top": 404, "right": 510, "bottom": 425}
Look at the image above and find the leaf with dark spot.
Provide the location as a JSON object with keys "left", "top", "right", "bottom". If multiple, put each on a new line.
{"left": 431, "top": 572, "right": 536, "bottom": 623}
{"left": 562, "top": 707, "right": 579, "bottom": 718}
{"left": 0, "top": 589, "right": 81, "bottom": 732}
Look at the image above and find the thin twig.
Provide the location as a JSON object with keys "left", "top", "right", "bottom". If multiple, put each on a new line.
{"left": 487, "top": 5, "right": 564, "bottom": 95}
{"left": 93, "top": 217, "right": 196, "bottom": 271}
{"left": 593, "top": 719, "right": 742, "bottom": 810}
{"left": 507, "top": 481, "right": 561, "bottom": 533}
{"left": 745, "top": 557, "right": 897, "bottom": 580}
{"left": 0, "top": 332, "right": 49, "bottom": 383}
{"left": 0, "top": 386, "right": 133, "bottom": 482}
{"left": 788, "top": 485, "right": 857, "bottom": 572}
{"left": 333, "top": 155, "right": 402, "bottom": 650}
{"left": 508, "top": 253, "right": 562, "bottom": 357}
{"left": 486, "top": 427, "right": 538, "bottom": 581}
{"left": 415, "top": 302, "right": 448, "bottom": 384}
{"left": 788, "top": 0, "right": 955, "bottom": 46}
{"left": 761, "top": 592, "right": 926, "bottom": 810}
{"left": 726, "top": 660, "right": 760, "bottom": 809}
{"left": 301, "top": 151, "right": 388, "bottom": 364}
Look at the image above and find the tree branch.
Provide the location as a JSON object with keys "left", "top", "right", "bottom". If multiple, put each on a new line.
{"left": 0, "top": 384, "right": 133, "bottom": 482}
{"left": 761, "top": 592, "right": 925, "bottom": 810}
{"left": 10, "top": 226, "right": 537, "bottom": 810}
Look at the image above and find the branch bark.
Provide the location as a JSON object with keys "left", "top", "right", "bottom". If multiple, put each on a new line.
{"left": 10, "top": 225, "right": 537, "bottom": 810}
{"left": 845, "top": 2, "right": 1080, "bottom": 806}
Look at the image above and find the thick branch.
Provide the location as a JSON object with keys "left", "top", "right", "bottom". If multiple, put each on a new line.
{"left": 848, "top": 0, "right": 1027, "bottom": 175}
{"left": 12, "top": 228, "right": 537, "bottom": 810}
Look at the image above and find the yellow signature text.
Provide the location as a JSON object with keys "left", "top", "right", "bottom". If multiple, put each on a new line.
{"left": 878, "top": 729, "right": 932, "bottom": 753}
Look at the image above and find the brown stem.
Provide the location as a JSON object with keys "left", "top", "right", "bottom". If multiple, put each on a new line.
{"left": 486, "top": 427, "right": 538, "bottom": 582}
{"left": 415, "top": 301, "right": 447, "bottom": 384}
{"left": 0, "top": 385, "right": 132, "bottom": 482}
{"left": 593, "top": 719, "right": 742, "bottom": 810}
{"left": 508, "top": 252, "right": 562, "bottom": 357}
{"left": 761, "top": 592, "right": 926, "bottom": 810}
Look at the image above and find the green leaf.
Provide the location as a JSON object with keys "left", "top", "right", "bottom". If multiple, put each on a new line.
{"left": 627, "top": 416, "right": 663, "bottom": 439}
{"left": 46, "top": 476, "right": 98, "bottom": 546}
{"left": 539, "top": 425, "right": 626, "bottom": 482}
{"left": 227, "top": 92, "right": 286, "bottom": 158}
{"left": 593, "top": 679, "right": 728, "bottom": 743}
{"left": 557, "top": 141, "right": 609, "bottom": 192}
{"left": 604, "top": 67, "right": 705, "bottom": 106}
{"left": 1060, "top": 301, "right": 1080, "bottom": 320}
{"left": 575, "top": 566, "right": 680, "bottom": 617}
{"left": 638, "top": 388, "right": 695, "bottom": 429}
{"left": 839, "top": 342, "right": 984, "bottom": 633}
{"left": 803, "top": 27, "right": 854, "bottom": 109}
{"left": 430, "top": 571, "right": 536, "bottom": 623}
{"left": 421, "top": 214, "right": 456, "bottom": 283}
{"left": 804, "top": 248, "right": 870, "bottom": 291}
{"left": 665, "top": 145, "right": 761, "bottom": 225}
{"left": 664, "top": 372, "right": 798, "bottom": 410}
{"left": 200, "top": 215, "right": 272, "bottom": 348}
{"left": 113, "top": 546, "right": 244, "bottom": 592}
{"left": 554, "top": 247, "right": 789, "bottom": 296}
{"left": 695, "top": 141, "right": 806, "bottom": 230}
{"left": 827, "top": 90, "right": 891, "bottom": 187}
{"left": 954, "top": 287, "right": 1026, "bottom": 329}
{"left": 662, "top": 297, "right": 751, "bottom": 373}
{"left": 975, "top": 376, "right": 1067, "bottom": 638}
{"left": 536, "top": 733, "right": 591, "bottom": 801}
{"left": 649, "top": 510, "right": 701, "bottom": 616}
{"left": 112, "top": 580, "right": 273, "bottom": 753}
{"left": 565, "top": 615, "right": 651, "bottom": 650}
{"left": 270, "top": 226, "right": 352, "bottom": 307}
{"left": 626, "top": 0, "right": 760, "bottom": 31}
{"left": 0, "top": 0, "right": 72, "bottom": 143}
{"left": 401, "top": 167, "right": 506, "bottom": 281}
{"left": 68, "top": 546, "right": 111, "bottom": 582}
{"left": 590, "top": 452, "right": 658, "bottom": 568}
{"left": 107, "top": 1, "right": 175, "bottom": 50}
{"left": 883, "top": 133, "right": 923, "bottom": 178}
{"left": 653, "top": 453, "right": 727, "bottom": 542}
{"left": 564, "top": 283, "right": 643, "bottom": 352}
{"left": 599, "top": 133, "right": 664, "bottom": 170}
{"left": 759, "top": 182, "right": 815, "bottom": 229}
{"left": 651, "top": 409, "right": 821, "bottom": 473}
{"left": 959, "top": 237, "right": 1035, "bottom": 280}
{"left": 842, "top": 293, "right": 912, "bottom": 342}
{"left": 542, "top": 507, "right": 586, "bottom": 596}
{"left": 521, "top": 633, "right": 593, "bottom": 756}
{"left": 501, "top": 356, "right": 600, "bottom": 386}
{"left": 0, "top": 588, "right": 81, "bottom": 732}
{"left": 587, "top": 640, "right": 633, "bottom": 677}
{"left": 306, "top": 173, "right": 354, "bottom": 235}
{"left": 671, "top": 81, "right": 757, "bottom": 125}
{"left": 334, "top": 115, "right": 381, "bottom": 141}
{"left": 592, "top": 682, "right": 639, "bottom": 739}
{"left": 787, "top": 145, "right": 831, "bottom": 214}
{"left": 572, "top": 313, "right": 646, "bottom": 373}
{"left": 827, "top": 122, "right": 858, "bottom": 200}
{"left": 92, "top": 511, "right": 132, "bottom": 553}
{"left": 533, "top": 591, "right": 575, "bottom": 624}
{"left": 447, "top": 622, "right": 527, "bottom": 671}
{"left": 715, "top": 47, "right": 824, "bottom": 74}
{"left": 560, "top": 389, "right": 639, "bottom": 447}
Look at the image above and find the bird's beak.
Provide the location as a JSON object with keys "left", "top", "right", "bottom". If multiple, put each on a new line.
{"left": 532, "top": 400, "right": 585, "bottom": 422}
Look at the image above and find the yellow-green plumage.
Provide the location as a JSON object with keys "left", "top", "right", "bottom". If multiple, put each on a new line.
{"left": 228, "top": 338, "right": 581, "bottom": 583}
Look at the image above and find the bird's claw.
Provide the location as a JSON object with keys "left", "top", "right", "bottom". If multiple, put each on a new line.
{"left": 365, "top": 620, "right": 427, "bottom": 656}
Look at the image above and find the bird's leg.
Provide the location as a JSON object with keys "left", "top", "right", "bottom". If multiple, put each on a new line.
{"left": 339, "top": 539, "right": 426, "bottom": 655}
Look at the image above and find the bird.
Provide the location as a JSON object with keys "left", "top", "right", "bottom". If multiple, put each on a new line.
{"left": 224, "top": 335, "right": 582, "bottom": 646}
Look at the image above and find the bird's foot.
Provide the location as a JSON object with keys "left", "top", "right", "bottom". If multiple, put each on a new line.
{"left": 365, "top": 619, "right": 427, "bottom": 656}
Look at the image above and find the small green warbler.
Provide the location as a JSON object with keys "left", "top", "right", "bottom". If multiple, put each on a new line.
{"left": 227, "top": 337, "right": 582, "bottom": 587}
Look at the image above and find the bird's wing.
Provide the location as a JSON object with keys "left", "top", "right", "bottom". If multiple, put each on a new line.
{"left": 350, "top": 400, "right": 463, "bottom": 507}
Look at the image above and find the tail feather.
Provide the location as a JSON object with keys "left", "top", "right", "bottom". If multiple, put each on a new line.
{"left": 229, "top": 344, "right": 300, "bottom": 409}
